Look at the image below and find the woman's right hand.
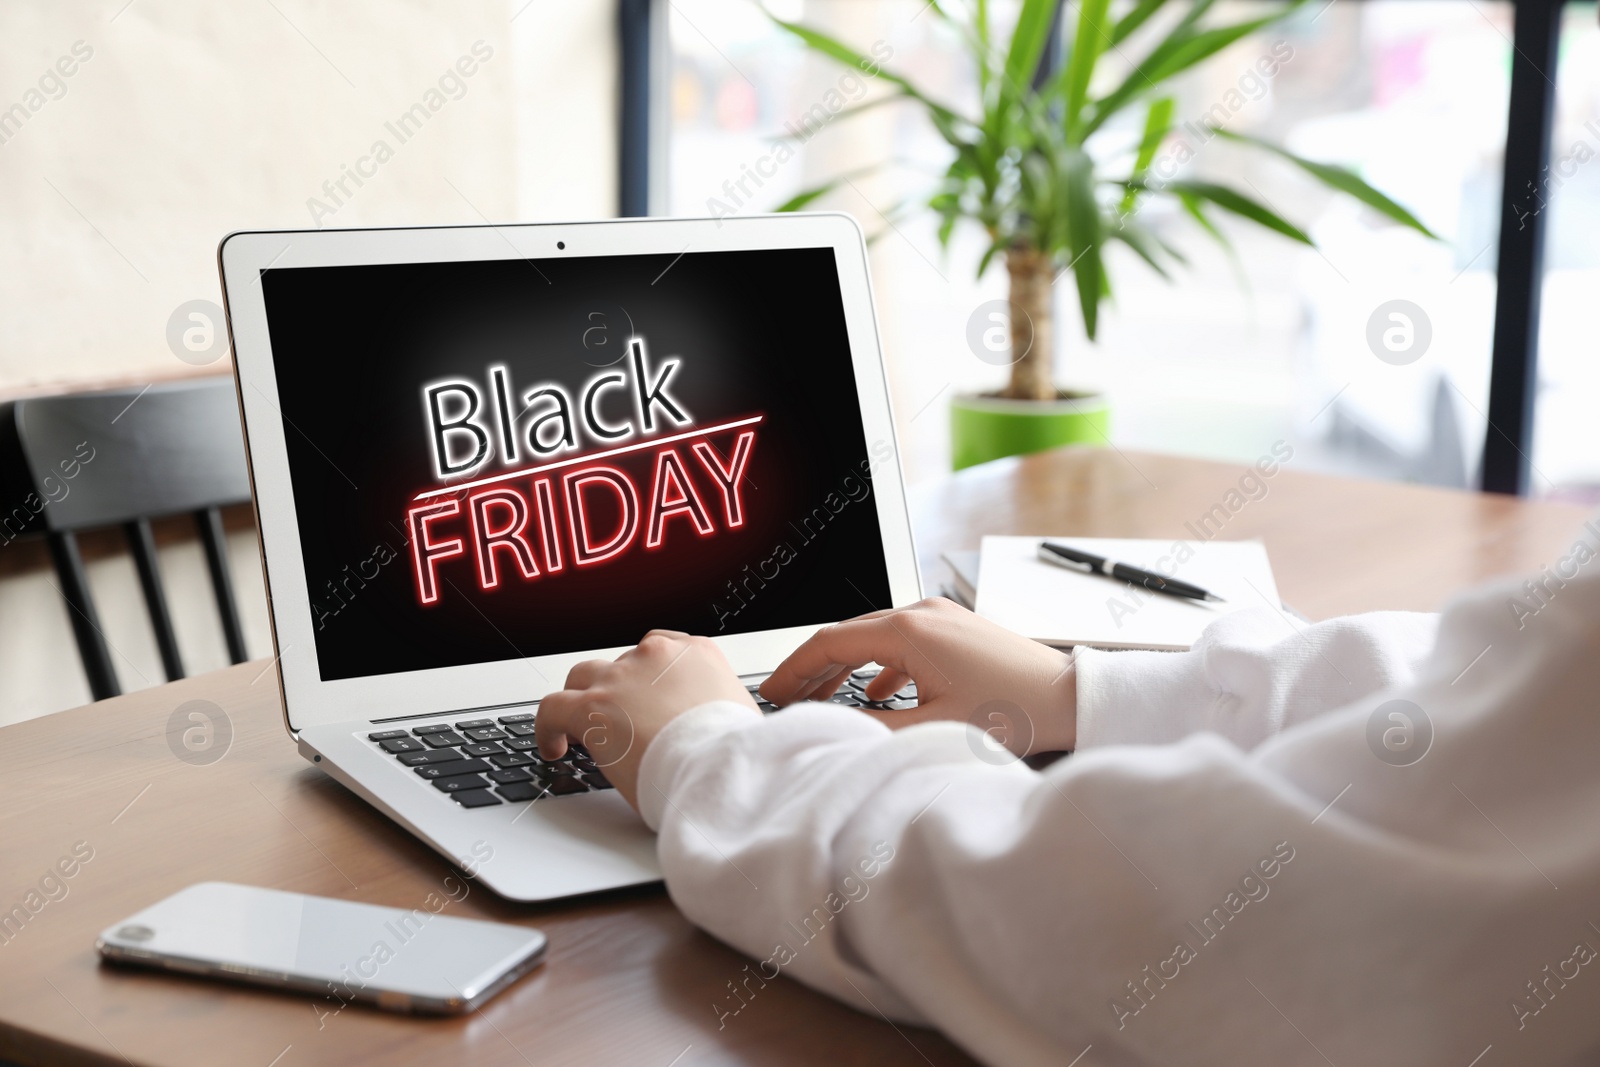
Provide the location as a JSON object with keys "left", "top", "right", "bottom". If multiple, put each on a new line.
{"left": 759, "top": 597, "right": 1077, "bottom": 755}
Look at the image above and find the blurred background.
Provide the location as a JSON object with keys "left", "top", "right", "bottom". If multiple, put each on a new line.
{"left": 1, "top": 0, "right": 1594, "bottom": 722}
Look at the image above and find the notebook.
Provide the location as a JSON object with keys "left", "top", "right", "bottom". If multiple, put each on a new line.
{"left": 972, "top": 536, "right": 1283, "bottom": 651}
{"left": 942, "top": 549, "right": 981, "bottom": 608}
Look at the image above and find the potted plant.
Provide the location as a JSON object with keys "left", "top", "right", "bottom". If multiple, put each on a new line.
{"left": 774, "top": 0, "right": 1433, "bottom": 469}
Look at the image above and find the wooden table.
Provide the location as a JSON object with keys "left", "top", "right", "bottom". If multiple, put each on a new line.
{"left": 2, "top": 448, "right": 1589, "bottom": 1067}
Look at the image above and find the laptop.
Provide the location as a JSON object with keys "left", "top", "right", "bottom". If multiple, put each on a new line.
{"left": 218, "top": 214, "right": 922, "bottom": 901}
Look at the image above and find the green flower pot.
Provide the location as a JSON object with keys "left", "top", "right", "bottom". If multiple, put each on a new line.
{"left": 949, "top": 391, "right": 1110, "bottom": 471}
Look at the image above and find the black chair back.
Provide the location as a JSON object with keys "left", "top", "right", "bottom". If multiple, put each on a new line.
{"left": 2, "top": 378, "right": 253, "bottom": 700}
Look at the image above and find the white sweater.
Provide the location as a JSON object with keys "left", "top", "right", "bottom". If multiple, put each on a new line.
{"left": 638, "top": 519, "right": 1600, "bottom": 1067}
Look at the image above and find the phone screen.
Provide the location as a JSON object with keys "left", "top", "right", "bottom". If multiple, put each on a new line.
{"left": 97, "top": 881, "right": 546, "bottom": 1013}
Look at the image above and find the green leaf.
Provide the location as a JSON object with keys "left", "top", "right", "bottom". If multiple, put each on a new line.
{"left": 770, "top": 91, "right": 903, "bottom": 140}
{"left": 1152, "top": 228, "right": 1189, "bottom": 266}
{"left": 774, "top": 184, "right": 843, "bottom": 214}
{"left": 1175, "top": 189, "right": 1250, "bottom": 290}
{"left": 772, "top": 162, "right": 889, "bottom": 212}
{"left": 1162, "top": 179, "right": 1311, "bottom": 243}
{"left": 1085, "top": 4, "right": 1299, "bottom": 136}
{"left": 1109, "top": 216, "right": 1173, "bottom": 279}
{"left": 1062, "top": 147, "right": 1103, "bottom": 338}
{"left": 1110, "top": 0, "right": 1170, "bottom": 45}
{"left": 1004, "top": 0, "right": 1061, "bottom": 93}
{"left": 977, "top": 238, "right": 1007, "bottom": 278}
{"left": 1175, "top": 189, "right": 1233, "bottom": 252}
{"left": 770, "top": 18, "right": 968, "bottom": 133}
{"left": 1132, "top": 97, "right": 1175, "bottom": 174}
{"left": 1120, "top": 95, "right": 1174, "bottom": 214}
{"left": 1170, "top": 0, "right": 1220, "bottom": 37}
{"left": 1064, "top": 0, "right": 1113, "bottom": 139}
{"left": 1211, "top": 128, "right": 1438, "bottom": 237}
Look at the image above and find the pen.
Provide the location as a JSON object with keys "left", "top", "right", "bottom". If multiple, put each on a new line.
{"left": 1037, "top": 541, "right": 1228, "bottom": 604}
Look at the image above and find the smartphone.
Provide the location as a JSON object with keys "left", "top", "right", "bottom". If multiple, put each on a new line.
{"left": 96, "top": 881, "right": 547, "bottom": 1015}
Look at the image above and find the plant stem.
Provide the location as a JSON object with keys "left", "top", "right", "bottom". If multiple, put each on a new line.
{"left": 1005, "top": 243, "right": 1056, "bottom": 400}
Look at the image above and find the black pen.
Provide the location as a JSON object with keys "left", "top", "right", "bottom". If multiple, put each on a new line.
{"left": 1037, "top": 541, "right": 1228, "bottom": 603}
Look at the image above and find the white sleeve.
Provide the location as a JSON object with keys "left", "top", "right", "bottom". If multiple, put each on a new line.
{"left": 1073, "top": 607, "right": 1438, "bottom": 749}
{"left": 637, "top": 558, "right": 1600, "bottom": 1066}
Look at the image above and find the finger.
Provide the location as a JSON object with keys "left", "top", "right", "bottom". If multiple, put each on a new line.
{"left": 768, "top": 607, "right": 904, "bottom": 703}
{"left": 863, "top": 666, "right": 912, "bottom": 702}
{"left": 761, "top": 615, "right": 919, "bottom": 705}
{"left": 796, "top": 665, "right": 854, "bottom": 705}
{"left": 563, "top": 659, "right": 610, "bottom": 691}
{"left": 534, "top": 692, "right": 578, "bottom": 758}
{"left": 640, "top": 628, "right": 689, "bottom": 643}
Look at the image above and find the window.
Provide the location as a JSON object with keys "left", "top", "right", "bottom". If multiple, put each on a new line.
{"left": 661, "top": 0, "right": 1555, "bottom": 494}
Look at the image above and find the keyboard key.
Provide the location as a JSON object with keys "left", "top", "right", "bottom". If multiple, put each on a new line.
{"left": 885, "top": 699, "right": 918, "bottom": 710}
{"left": 367, "top": 729, "right": 408, "bottom": 741}
{"left": 537, "top": 760, "right": 577, "bottom": 776}
{"left": 850, "top": 668, "right": 879, "bottom": 682}
{"left": 415, "top": 759, "right": 491, "bottom": 780}
{"left": 547, "top": 776, "right": 588, "bottom": 796}
{"left": 460, "top": 742, "right": 505, "bottom": 758}
{"left": 452, "top": 789, "right": 501, "bottom": 808}
{"left": 454, "top": 718, "right": 494, "bottom": 730}
{"left": 829, "top": 693, "right": 862, "bottom": 706}
{"left": 464, "top": 726, "right": 509, "bottom": 742}
{"left": 582, "top": 769, "right": 614, "bottom": 789}
{"left": 487, "top": 768, "right": 535, "bottom": 784}
{"left": 432, "top": 773, "right": 489, "bottom": 793}
{"left": 490, "top": 752, "right": 537, "bottom": 768}
{"left": 379, "top": 737, "right": 424, "bottom": 754}
{"left": 498, "top": 712, "right": 536, "bottom": 725}
{"left": 495, "top": 780, "right": 550, "bottom": 802}
{"left": 398, "top": 748, "right": 472, "bottom": 767}
{"left": 502, "top": 737, "right": 539, "bottom": 752}
{"left": 412, "top": 723, "right": 456, "bottom": 736}
{"left": 421, "top": 731, "right": 467, "bottom": 748}
{"left": 504, "top": 723, "right": 538, "bottom": 737}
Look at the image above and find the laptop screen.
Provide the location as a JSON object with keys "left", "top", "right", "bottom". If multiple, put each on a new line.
{"left": 259, "top": 246, "right": 896, "bottom": 682}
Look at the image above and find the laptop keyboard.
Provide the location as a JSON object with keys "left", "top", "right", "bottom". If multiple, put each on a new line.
{"left": 750, "top": 669, "right": 918, "bottom": 713}
{"left": 365, "top": 670, "right": 917, "bottom": 810}
{"left": 366, "top": 711, "right": 606, "bottom": 810}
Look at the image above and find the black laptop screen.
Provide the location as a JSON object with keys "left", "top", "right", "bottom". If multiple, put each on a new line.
{"left": 259, "top": 246, "right": 895, "bottom": 682}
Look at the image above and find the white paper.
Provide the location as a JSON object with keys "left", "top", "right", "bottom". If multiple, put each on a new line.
{"left": 974, "top": 536, "right": 1284, "bottom": 650}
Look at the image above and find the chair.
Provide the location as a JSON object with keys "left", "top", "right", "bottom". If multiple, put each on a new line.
{"left": 0, "top": 377, "right": 254, "bottom": 700}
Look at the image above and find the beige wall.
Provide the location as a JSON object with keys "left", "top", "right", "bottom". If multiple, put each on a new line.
{"left": 0, "top": 0, "right": 620, "bottom": 722}
{"left": 0, "top": 0, "right": 619, "bottom": 392}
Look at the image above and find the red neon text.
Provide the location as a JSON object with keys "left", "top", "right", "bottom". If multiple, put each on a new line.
{"left": 407, "top": 499, "right": 466, "bottom": 605}
{"left": 406, "top": 420, "right": 760, "bottom": 605}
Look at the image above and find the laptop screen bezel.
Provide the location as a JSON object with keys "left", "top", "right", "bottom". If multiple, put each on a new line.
{"left": 218, "top": 214, "right": 922, "bottom": 735}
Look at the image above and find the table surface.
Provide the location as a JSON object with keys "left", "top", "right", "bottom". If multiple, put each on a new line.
{"left": 2, "top": 447, "right": 1590, "bottom": 1067}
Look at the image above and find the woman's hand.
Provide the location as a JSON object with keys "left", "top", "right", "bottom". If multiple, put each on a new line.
{"left": 535, "top": 631, "right": 757, "bottom": 810}
{"left": 760, "top": 598, "right": 1076, "bottom": 756}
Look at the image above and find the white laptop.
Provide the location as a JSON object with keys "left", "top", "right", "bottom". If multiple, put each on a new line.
{"left": 218, "top": 214, "right": 921, "bottom": 901}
